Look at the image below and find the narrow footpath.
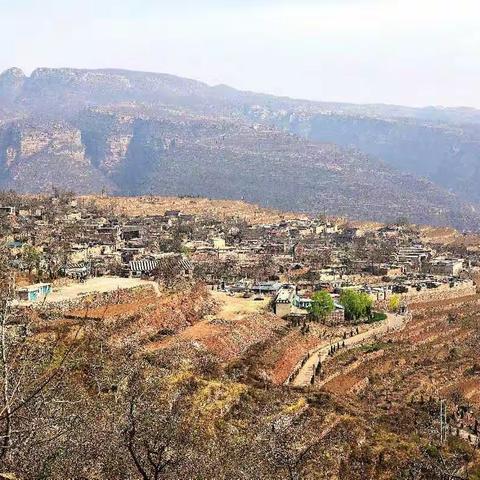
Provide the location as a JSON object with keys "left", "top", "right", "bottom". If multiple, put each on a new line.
{"left": 289, "top": 313, "right": 410, "bottom": 387}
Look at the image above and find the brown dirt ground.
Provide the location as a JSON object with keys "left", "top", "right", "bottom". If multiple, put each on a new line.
{"left": 81, "top": 195, "right": 305, "bottom": 224}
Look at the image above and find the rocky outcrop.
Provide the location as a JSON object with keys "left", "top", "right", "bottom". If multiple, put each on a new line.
{"left": 289, "top": 113, "right": 480, "bottom": 205}
{"left": 0, "top": 68, "right": 26, "bottom": 103}
{"left": 0, "top": 120, "right": 114, "bottom": 193}
{"left": 77, "top": 109, "right": 134, "bottom": 172}
{"left": 0, "top": 121, "right": 85, "bottom": 165}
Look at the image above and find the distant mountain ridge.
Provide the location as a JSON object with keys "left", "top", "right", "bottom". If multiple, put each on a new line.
{"left": 1, "top": 66, "right": 480, "bottom": 229}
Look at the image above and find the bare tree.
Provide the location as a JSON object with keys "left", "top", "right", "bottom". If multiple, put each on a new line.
{"left": 265, "top": 415, "right": 324, "bottom": 480}
{"left": 0, "top": 270, "right": 82, "bottom": 469}
{"left": 123, "top": 380, "right": 190, "bottom": 480}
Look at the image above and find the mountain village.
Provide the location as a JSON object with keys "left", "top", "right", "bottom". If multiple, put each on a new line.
{"left": 1, "top": 192, "right": 475, "bottom": 311}
{"left": 0, "top": 193, "right": 480, "bottom": 476}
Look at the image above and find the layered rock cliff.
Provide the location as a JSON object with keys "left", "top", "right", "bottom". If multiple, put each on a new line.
{"left": 0, "top": 66, "right": 480, "bottom": 229}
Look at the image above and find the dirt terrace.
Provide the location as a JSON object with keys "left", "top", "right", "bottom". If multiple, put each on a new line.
{"left": 144, "top": 291, "right": 285, "bottom": 362}
{"left": 305, "top": 294, "right": 480, "bottom": 448}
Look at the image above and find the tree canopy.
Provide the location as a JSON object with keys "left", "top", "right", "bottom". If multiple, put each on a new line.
{"left": 308, "top": 290, "right": 335, "bottom": 321}
{"left": 339, "top": 289, "right": 372, "bottom": 321}
{"left": 388, "top": 294, "right": 401, "bottom": 312}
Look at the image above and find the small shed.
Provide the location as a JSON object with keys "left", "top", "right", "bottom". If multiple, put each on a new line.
{"left": 63, "top": 263, "right": 89, "bottom": 279}
{"left": 17, "top": 283, "right": 52, "bottom": 302}
{"left": 252, "top": 281, "right": 282, "bottom": 295}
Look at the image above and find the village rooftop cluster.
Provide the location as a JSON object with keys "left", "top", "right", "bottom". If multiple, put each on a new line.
{"left": 0, "top": 192, "right": 476, "bottom": 322}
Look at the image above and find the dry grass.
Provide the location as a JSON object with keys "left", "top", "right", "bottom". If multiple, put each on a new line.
{"left": 81, "top": 195, "right": 304, "bottom": 224}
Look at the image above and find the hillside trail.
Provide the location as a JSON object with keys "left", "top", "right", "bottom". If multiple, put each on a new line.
{"left": 290, "top": 313, "right": 409, "bottom": 387}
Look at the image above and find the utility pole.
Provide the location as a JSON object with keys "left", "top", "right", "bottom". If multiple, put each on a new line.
{"left": 440, "top": 399, "right": 447, "bottom": 444}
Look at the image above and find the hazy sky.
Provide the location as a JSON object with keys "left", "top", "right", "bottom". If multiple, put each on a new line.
{"left": 1, "top": 0, "right": 479, "bottom": 107}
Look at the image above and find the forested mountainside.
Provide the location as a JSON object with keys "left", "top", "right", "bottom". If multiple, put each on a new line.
{"left": 1, "top": 66, "right": 480, "bottom": 229}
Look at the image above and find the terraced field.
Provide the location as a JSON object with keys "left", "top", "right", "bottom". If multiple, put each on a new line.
{"left": 306, "top": 295, "right": 480, "bottom": 450}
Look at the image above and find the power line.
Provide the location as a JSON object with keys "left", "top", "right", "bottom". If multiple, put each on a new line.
{"left": 440, "top": 399, "right": 447, "bottom": 444}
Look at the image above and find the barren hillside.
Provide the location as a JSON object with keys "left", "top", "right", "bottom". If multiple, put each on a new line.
{"left": 83, "top": 195, "right": 304, "bottom": 224}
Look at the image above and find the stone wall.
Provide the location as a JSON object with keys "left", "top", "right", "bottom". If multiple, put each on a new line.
{"left": 375, "top": 280, "right": 476, "bottom": 310}
{"left": 404, "top": 280, "right": 476, "bottom": 303}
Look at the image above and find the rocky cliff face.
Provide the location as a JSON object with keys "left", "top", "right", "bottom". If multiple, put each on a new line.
{"left": 1, "top": 66, "right": 480, "bottom": 229}
{"left": 77, "top": 109, "right": 134, "bottom": 172}
{"left": 0, "top": 119, "right": 113, "bottom": 193}
{"left": 0, "top": 68, "right": 26, "bottom": 104}
{"left": 283, "top": 113, "right": 480, "bottom": 205}
{"left": 0, "top": 121, "right": 86, "bottom": 165}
